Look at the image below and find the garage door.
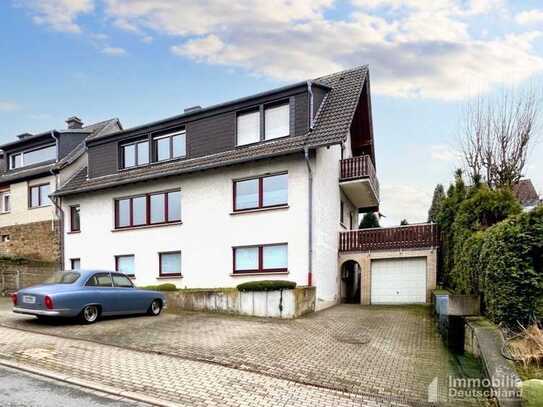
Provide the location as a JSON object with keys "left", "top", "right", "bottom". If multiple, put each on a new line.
{"left": 371, "top": 258, "right": 427, "bottom": 304}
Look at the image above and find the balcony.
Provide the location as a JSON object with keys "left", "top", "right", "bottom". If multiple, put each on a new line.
{"left": 339, "top": 155, "right": 379, "bottom": 210}
{"left": 339, "top": 223, "right": 440, "bottom": 252}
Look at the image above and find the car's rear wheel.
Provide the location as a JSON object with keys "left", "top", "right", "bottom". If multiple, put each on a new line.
{"left": 148, "top": 299, "right": 162, "bottom": 316}
{"left": 80, "top": 305, "right": 100, "bottom": 324}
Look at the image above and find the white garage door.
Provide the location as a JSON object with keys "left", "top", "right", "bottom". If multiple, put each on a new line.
{"left": 371, "top": 258, "right": 427, "bottom": 304}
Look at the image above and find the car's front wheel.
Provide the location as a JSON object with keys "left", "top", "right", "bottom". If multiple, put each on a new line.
{"left": 147, "top": 299, "right": 162, "bottom": 316}
{"left": 80, "top": 305, "right": 100, "bottom": 324}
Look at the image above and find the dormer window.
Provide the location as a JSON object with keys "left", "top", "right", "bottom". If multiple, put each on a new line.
{"left": 153, "top": 130, "right": 186, "bottom": 162}
{"left": 265, "top": 103, "right": 289, "bottom": 140}
{"left": 121, "top": 140, "right": 149, "bottom": 169}
{"left": 236, "top": 102, "right": 290, "bottom": 146}
{"left": 237, "top": 110, "right": 260, "bottom": 146}
{"left": 9, "top": 144, "right": 56, "bottom": 169}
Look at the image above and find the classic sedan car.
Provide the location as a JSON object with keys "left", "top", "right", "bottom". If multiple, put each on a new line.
{"left": 11, "top": 270, "right": 166, "bottom": 324}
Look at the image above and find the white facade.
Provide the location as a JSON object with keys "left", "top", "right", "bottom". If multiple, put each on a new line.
{"left": 62, "top": 145, "right": 359, "bottom": 305}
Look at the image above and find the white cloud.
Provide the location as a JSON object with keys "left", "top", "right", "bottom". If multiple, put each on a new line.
{"left": 16, "top": 0, "right": 94, "bottom": 33}
{"left": 142, "top": 35, "right": 153, "bottom": 44}
{"left": 430, "top": 145, "right": 460, "bottom": 162}
{"left": 516, "top": 9, "right": 543, "bottom": 26}
{"left": 101, "top": 46, "right": 127, "bottom": 56}
{"left": 102, "top": 0, "right": 543, "bottom": 100}
{"left": 0, "top": 101, "right": 20, "bottom": 112}
{"left": 379, "top": 184, "right": 432, "bottom": 226}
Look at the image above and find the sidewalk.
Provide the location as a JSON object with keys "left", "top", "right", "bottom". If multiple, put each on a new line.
{"left": 0, "top": 326, "right": 406, "bottom": 407}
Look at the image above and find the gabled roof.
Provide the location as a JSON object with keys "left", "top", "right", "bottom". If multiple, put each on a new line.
{"left": 54, "top": 66, "right": 369, "bottom": 197}
{"left": 0, "top": 118, "right": 121, "bottom": 185}
{"left": 512, "top": 179, "right": 541, "bottom": 207}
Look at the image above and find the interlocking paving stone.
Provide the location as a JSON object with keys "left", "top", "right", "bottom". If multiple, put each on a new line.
{"left": 0, "top": 302, "right": 485, "bottom": 406}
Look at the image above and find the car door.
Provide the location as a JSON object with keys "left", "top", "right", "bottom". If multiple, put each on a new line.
{"left": 111, "top": 273, "right": 146, "bottom": 313}
{"left": 84, "top": 272, "right": 116, "bottom": 315}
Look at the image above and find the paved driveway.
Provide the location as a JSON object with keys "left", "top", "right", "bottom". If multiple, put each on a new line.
{"left": 0, "top": 300, "right": 480, "bottom": 405}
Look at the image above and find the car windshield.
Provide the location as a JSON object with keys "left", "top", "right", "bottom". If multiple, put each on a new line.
{"left": 44, "top": 271, "right": 81, "bottom": 284}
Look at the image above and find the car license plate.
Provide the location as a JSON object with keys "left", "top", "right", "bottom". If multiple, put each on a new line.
{"left": 22, "top": 295, "right": 36, "bottom": 304}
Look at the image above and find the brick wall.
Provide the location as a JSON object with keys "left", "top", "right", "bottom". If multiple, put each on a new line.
{"left": 0, "top": 220, "right": 60, "bottom": 263}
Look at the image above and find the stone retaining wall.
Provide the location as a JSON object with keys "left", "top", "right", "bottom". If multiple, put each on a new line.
{"left": 0, "top": 259, "right": 57, "bottom": 294}
{"left": 165, "top": 286, "right": 316, "bottom": 319}
{"left": 0, "top": 220, "right": 60, "bottom": 263}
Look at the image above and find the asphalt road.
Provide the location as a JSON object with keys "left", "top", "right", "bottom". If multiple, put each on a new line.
{"left": 0, "top": 366, "right": 145, "bottom": 407}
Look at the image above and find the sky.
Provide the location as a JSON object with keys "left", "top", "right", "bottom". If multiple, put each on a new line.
{"left": 0, "top": 0, "right": 542, "bottom": 226}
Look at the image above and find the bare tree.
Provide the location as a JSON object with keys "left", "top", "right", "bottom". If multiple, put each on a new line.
{"left": 460, "top": 88, "right": 540, "bottom": 188}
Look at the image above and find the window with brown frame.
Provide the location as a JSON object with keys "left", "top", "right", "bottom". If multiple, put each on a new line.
{"left": 115, "top": 255, "right": 135, "bottom": 277}
{"left": 159, "top": 251, "right": 182, "bottom": 277}
{"left": 233, "top": 243, "right": 288, "bottom": 274}
{"left": 120, "top": 139, "right": 149, "bottom": 169}
{"left": 70, "top": 205, "right": 80, "bottom": 232}
{"left": 233, "top": 173, "right": 287, "bottom": 211}
{"left": 29, "top": 183, "right": 50, "bottom": 208}
{"left": 153, "top": 130, "right": 186, "bottom": 162}
{"left": 114, "top": 190, "right": 181, "bottom": 229}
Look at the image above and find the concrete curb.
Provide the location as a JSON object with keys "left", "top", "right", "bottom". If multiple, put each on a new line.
{"left": 0, "top": 358, "right": 180, "bottom": 407}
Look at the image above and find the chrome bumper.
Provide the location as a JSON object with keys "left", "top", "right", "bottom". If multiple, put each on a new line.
{"left": 13, "top": 307, "right": 69, "bottom": 317}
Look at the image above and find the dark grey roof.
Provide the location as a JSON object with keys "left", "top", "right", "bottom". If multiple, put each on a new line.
{"left": 54, "top": 66, "right": 369, "bottom": 197}
{"left": 0, "top": 119, "right": 121, "bottom": 185}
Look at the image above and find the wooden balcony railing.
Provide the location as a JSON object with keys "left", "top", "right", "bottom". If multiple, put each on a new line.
{"left": 340, "top": 155, "right": 379, "bottom": 199}
{"left": 339, "top": 223, "right": 440, "bottom": 252}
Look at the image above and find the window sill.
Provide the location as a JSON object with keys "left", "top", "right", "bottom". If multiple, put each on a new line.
{"left": 156, "top": 275, "right": 182, "bottom": 280}
{"left": 0, "top": 212, "right": 10, "bottom": 215}
{"left": 231, "top": 205, "right": 289, "bottom": 215}
{"left": 230, "top": 271, "right": 289, "bottom": 277}
{"left": 67, "top": 230, "right": 81, "bottom": 235}
{"left": 112, "top": 221, "right": 182, "bottom": 232}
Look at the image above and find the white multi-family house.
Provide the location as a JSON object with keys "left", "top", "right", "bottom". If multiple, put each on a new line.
{"left": 0, "top": 117, "right": 122, "bottom": 264}
{"left": 53, "top": 66, "right": 439, "bottom": 309}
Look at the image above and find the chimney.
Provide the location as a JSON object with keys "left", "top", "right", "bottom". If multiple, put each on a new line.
{"left": 184, "top": 105, "right": 202, "bottom": 113}
{"left": 66, "top": 116, "right": 83, "bottom": 129}
{"left": 16, "top": 133, "right": 33, "bottom": 140}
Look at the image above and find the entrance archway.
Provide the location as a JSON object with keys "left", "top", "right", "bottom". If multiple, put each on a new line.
{"left": 340, "top": 260, "right": 361, "bottom": 304}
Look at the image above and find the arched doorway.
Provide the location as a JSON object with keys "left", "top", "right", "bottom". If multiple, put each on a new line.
{"left": 340, "top": 260, "right": 361, "bottom": 304}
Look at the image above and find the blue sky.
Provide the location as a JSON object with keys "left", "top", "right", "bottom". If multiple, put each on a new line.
{"left": 1, "top": 0, "right": 542, "bottom": 225}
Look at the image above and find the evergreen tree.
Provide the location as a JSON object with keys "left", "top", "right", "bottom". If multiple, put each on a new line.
{"left": 400, "top": 219, "right": 409, "bottom": 226}
{"left": 428, "top": 184, "right": 445, "bottom": 222}
{"left": 359, "top": 212, "right": 380, "bottom": 229}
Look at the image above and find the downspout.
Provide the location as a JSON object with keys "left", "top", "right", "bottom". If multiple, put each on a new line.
{"left": 50, "top": 131, "right": 64, "bottom": 271}
{"left": 304, "top": 147, "right": 313, "bottom": 287}
{"left": 305, "top": 80, "right": 315, "bottom": 287}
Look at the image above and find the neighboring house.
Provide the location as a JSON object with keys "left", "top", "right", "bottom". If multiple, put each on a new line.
{"left": 53, "top": 66, "right": 438, "bottom": 309}
{"left": 0, "top": 117, "right": 122, "bottom": 263}
{"left": 512, "top": 179, "right": 541, "bottom": 211}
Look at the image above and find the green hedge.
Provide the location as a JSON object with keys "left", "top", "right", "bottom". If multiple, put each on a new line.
{"left": 141, "top": 283, "right": 178, "bottom": 291}
{"left": 478, "top": 207, "right": 543, "bottom": 326}
{"left": 237, "top": 280, "right": 296, "bottom": 292}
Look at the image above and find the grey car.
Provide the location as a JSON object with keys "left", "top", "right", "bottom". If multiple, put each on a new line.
{"left": 12, "top": 270, "right": 167, "bottom": 324}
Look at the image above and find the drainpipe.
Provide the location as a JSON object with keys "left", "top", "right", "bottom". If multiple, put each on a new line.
{"left": 305, "top": 81, "right": 315, "bottom": 287}
{"left": 50, "top": 131, "right": 64, "bottom": 271}
{"left": 304, "top": 147, "right": 313, "bottom": 287}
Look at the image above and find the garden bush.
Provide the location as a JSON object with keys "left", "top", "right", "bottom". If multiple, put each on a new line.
{"left": 141, "top": 283, "right": 178, "bottom": 291}
{"left": 237, "top": 280, "right": 296, "bottom": 292}
{"left": 478, "top": 207, "right": 543, "bottom": 327}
